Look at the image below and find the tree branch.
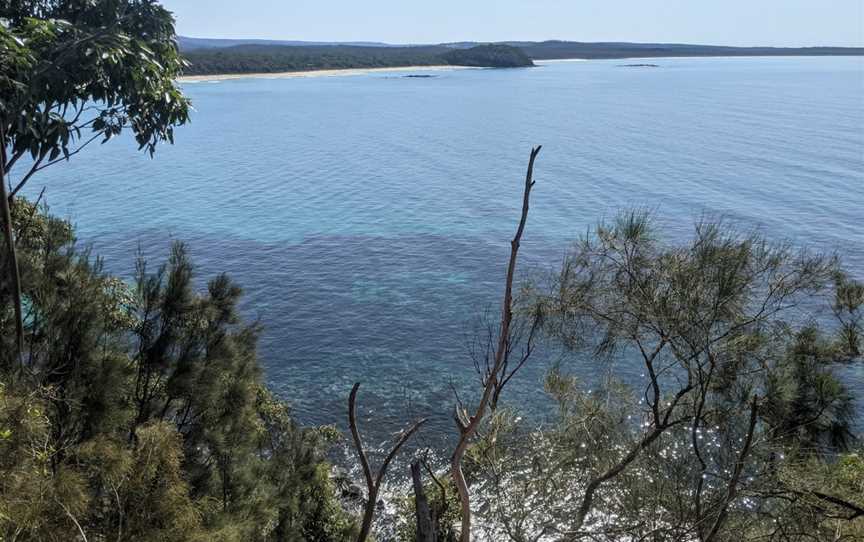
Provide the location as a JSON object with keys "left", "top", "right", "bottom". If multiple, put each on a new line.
{"left": 804, "top": 490, "right": 864, "bottom": 521}
{"left": 451, "top": 146, "right": 541, "bottom": 542}
{"left": 349, "top": 382, "right": 426, "bottom": 542}
{"left": 412, "top": 460, "right": 436, "bottom": 542}
{"left": 55, "top": 497, "right": 89, "bottom": 542}
{"left": 704, "top": 395, "right": 759, "bottom": 542}
{"left": 9, "top": 132, "right": 102, "bottom": 199}
{"left": 349, "top": 383, "right": 374, "bottom": 492}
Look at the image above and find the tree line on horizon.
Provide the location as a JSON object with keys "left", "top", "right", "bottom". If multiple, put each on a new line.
{"left": 181, "top": 43, "right": 534, "bottom": 75}
{"left": 1, "top": 2, "right": 863, "bottom": 542}
{"left": 176, "top": 38, "right": 864, "bottom": 77}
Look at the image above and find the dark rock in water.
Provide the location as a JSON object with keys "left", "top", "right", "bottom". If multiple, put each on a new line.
{"left": 404, "top": 74, "right": 436, "bottom": 78}
{"left": 619, "top": 63, "right": 660, "bottom": 68}
{"left": 332, "top": 467, "right": 364, "bottom": 504}
{"left": 344, "top": 484, "right": 363, "bottom": 502}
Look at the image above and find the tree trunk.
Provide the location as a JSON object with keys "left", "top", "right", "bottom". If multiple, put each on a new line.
{"left": 412, "top": 461, "right": 436, "bottom": 542}
{"left": 0, "top": 123, "right": 24, "bottom": 362}
{"left": 358, "top": 487, "right": 378, "bottom": 542}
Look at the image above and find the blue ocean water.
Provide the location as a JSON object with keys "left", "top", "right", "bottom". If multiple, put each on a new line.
{"left": 17, "top": 56, "right": 864, "bottom": 445}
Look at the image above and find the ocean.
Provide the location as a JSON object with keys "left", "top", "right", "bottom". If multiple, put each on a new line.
{"left": 19, "top": 56, "right": 864, "bottom": 447}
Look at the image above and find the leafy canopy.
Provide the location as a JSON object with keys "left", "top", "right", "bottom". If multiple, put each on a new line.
{"left": 0, "top": 0, "right": 190, "bottom": 196}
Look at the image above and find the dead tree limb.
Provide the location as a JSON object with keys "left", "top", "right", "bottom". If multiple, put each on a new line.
{"left": 349, "top": 382, "right": 427, "bottom": 542}
{"left": 412, "top": 460, "right": 436, "bottom": 542}
{"left": 56, "top": 497, "right": 89, "bottom": 542}
{"left": 801, "top": 490, "right": 864, "bottom": 521}
{"left": 450, "top": 146, "right": 542, "bottom": 542}
{"left": 422, "top": 450, "right": 448, "bottom": 504}
{"left": 0, "top": 122, "right": 24, "bottom": 360}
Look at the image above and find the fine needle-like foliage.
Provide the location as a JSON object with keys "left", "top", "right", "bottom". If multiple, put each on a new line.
{"left": 1, "top": 4, "right": 861, "bottom": 537}
{"left": 459, "top": 213, "right": 863, "bottom": 542}
{"left": 0, "top": 200, "right": 356, "bottom": 542}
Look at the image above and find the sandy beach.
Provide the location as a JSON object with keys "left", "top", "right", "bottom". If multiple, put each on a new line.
{"left": 534, "top": 58, "right": 589, "bottom": 63}
{"left": 178, "top": 64, "right": 475, "bottom": 82}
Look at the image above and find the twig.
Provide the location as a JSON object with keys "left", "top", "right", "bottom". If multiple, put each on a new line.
{"left": 55, "top": 497, "right": 89, "bottom": 542}
{"left": 10, "top": 132, "right": 102, "bottom": 198}
{"left": 422, "top": 449, "right": 448, "bottom": 502}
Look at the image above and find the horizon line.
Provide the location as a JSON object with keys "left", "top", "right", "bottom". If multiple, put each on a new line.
{"left": 177, "top": 35, "right": 864, "bottom": 49}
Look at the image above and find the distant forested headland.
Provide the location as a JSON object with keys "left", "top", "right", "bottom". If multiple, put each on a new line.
{"left": 179, "top": 37, "right": 863, "bottom": 76}
{"left": 181, "top": 43, "right": 534, "bottom": 75}
{"left": 510, "top": 40, "right": 864, "bottom": 59}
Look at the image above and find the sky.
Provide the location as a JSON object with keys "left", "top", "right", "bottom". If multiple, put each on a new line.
{"left": 160, "top": 0, "right": 864, "bottom": 47}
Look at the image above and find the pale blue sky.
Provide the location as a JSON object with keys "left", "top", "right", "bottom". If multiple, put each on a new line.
{"left": 161, "top": 0, "right": 863, "bottom": 47}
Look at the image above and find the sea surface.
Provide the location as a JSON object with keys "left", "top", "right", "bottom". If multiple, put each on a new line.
{"left": 17, "top": 56, "right": 864, "bottom": 449}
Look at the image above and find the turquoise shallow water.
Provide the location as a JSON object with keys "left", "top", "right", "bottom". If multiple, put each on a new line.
{"left": 16, "top": 56, "right": 864, "bottom": 445}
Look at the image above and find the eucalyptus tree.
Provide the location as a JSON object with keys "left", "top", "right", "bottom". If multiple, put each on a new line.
{"left": 0, "top": 0, "right": 190, "bottom": 355}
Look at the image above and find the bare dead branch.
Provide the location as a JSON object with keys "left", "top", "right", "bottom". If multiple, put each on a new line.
{"left": 55, "top": 497, "right": 89, "bottom": 542}
{"left": 568, "top": 418, "right": 683, "bottom": 535}
{"left": 349, "top": 383, "right": 374, "bottom": 492}
{"left": 803, "top": 490, "right": 864, "bottom": 521}
{"left": 421, "top": 450, "right": 448, "bottom": 503}
{"left": 451, "top": 145, "right": 541, "bottom": 542}
{"left": 412, "top": 460, "right": 436, "bottom": 542}
{"left": 3, "top": 148, "right": 26, "bottom": 179}
{"left": 494, "top": 306, "right": 543, "bottom": 409}
{"left": 349, "top": 382, "right": 427, "bottom": 542}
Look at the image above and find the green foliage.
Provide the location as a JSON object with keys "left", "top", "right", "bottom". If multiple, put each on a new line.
{"left": 78, "top": 423, "right": 205, "bottom": 542}
{"left": 508, "top": 40, "right": 864, "bottom": 60}
{"left": 177, "top": 39, "right": 862, "bottom": 77}
{"left": 461, "top": 214, "right": 862, "bottom": 541}
{"left": 395, "top": 465, "right": 460, "bottom": 542}
{"left": 0, "top": 201, "right": 355, "bottom": 541}
{"left": 440, "top": 44, "right": 533, "bottom": 68}
{"left": 768, "top": 452, "right": 864, "bottom": 541}
{"left": 1, "top": 0, "right": 191, "bottom": 197}
{"left": 0, "top": 7, "right": 355, "bottom": 538}
{"left": 183, "top": 44, "right": 444, "bottom": 75}
{"left": 834, "top": 271, "right": 864, "bottom": 357}
{"left": 762, "top": 327, "right": 857, "bottom": 453}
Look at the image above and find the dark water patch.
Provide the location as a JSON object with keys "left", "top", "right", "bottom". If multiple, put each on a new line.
{"left": 86, "top": 229, "right": 594, "bottom": 446}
